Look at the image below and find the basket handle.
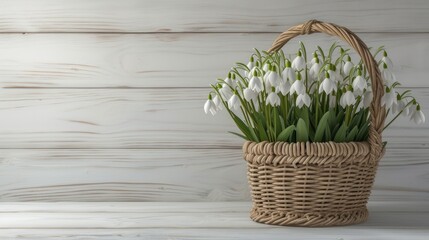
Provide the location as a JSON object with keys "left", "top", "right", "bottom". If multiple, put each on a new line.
{"left": 268, "top": 20, "right": 385, "bottom": 157}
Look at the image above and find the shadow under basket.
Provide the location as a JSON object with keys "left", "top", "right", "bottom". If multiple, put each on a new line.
{"left": 243, "top": 141, "right": 385, "bottom": 227}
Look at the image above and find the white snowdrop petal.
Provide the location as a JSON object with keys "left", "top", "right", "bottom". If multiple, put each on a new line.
{"left": 266, "top": 92, "right": 281, "bottom": 106}
{"left": 343, "top": 61, "right": 353, "bottom": 75}
{"left": 278, "top": 81, "right": 291, "bottom": 96}
{"left": 249, "top": 76, "right": 263, "bottom": 93}
{"left": 292, "top": 56, "right": 305, "bottom": 70}
{"left": 228, "top": 95, "right": 240, "bottom": 111}
{"left": 204, "top": 100, "right": 211, "bottom": 114}
{"left": 204, "top": 99, "right": 217, "bottom": 116}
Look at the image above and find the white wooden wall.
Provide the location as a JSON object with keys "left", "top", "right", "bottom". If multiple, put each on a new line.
{"left": 0, "top": 0, "right": 428, "bottom": 202}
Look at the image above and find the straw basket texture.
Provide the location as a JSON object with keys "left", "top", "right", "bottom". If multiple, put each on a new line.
{"left": 243, "top": 20, "right": 386, "bottom": 227}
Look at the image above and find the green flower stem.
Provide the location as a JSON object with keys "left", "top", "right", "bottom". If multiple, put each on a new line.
{"left": 345, "top": 105, "right": 352, "bottom": 125}
{"left": 315, "top": 89, "right": 320, "bottom": 127}
{"left": 265, "top": 104, "right": 272, "bottom": 141}
{"left": 383, "top": 101, "right": 414, "bottom": 130}
{"left": 299, "top": 42, "right": 309, "bottom": 91}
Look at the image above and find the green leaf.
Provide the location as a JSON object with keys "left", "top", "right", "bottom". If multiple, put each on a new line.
{"left": 308, "top": 125, "right": 315, "bottom": 142}
{"left": 255, "top": 119, "right": 268, "bottom": 141}
{"left": 332, "top": 123, "right": 341, "bottom": 137}
{"left": 256, "top": 112, "right": 266, "bottom": 128}
{"left": 349, "top": 110, "right": 364, "bottom": 129}
{"left": 273, "top": 108, "right": 282, "bottom": 137}
{"left": 296, "top": 118, "right": 309, "bottom": 142}
{"left": 359, "top": 109, "right": 370, "bottom": 129}
{"left": 314, "top": 111, "right": 330, "bottom": 142}
{"left": 334, "top": 122, "right": 348, "bottom": 142}
{"left": 356, "top": 123, "right": 369, "bottom": 141}
{"left": 277, "top": 125, "right": 295, "bottom": 142}
{"left": 346, "top": 126, "right": 359, "bottom": 142}
{"left": 250, "top": 128, "right": 259, "bottom": 142}
{"left": 337, "top": 109, "right": 345, "bottom": 124}
{"left": 279, "top": 115, "right": 285, "bottom": 130}
{"left": 228, "top": 131, "right": 248, "bottom": 140}
{"left": 328, "top": 110, "right": 337, "bottom": 130}
{"left": 230, "top": 113, "right": 253, "bottom": 141}
{"left": 325, "top": 124, "right": 332, "bottom": 141}
{"left": 301, "top": 107, "right": 310, "bottom": 131}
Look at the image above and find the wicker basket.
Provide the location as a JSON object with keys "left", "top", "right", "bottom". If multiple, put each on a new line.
{"left": 243, "top": 20, "right": 386, "bottom": 227}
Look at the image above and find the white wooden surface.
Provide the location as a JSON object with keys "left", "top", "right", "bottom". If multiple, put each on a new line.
{"left": 0, "top": 148, "right": 428, "bottom": 202}
{"left": 0, "top": 202, "right": 428, "bottom": 239}
{"left": 0, "top": 33, "right": 428, "bottom": 88}
{"left": 1, "top": 0, "right": 429, "bottom": 33}
{"left": 0, "top": 0, "right": 427, "bottom": 205}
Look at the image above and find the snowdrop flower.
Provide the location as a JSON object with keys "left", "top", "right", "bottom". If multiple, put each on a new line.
{"left": 277, "top": 81, "right": 291, "bottom": 96}
{"left": 204, "top": 96, "right": 217, "bottom": 116}
{"left": 219, "top": 83, "right": 233, "bottom": 99}
{"left": 290, "top": 72, "right": 305, "bottom": 95}
{"left": 263, "top": 63, "right": 270, "bottom": 72}
{"left": 343, "top": 55, "right": 353, "bottom": 75}
{"left": 309, "top": 57, "right": 321, "bottom": 80}
{"left": 213, "top": 95, "right": 222, "bottom": 110}
{"left": 246, "top": 56, "right": 255, "bottom": 73}
{"left": 248, "top": 71, "right": 263, "bottom": 93}
{"left": 281, "top": 60, "right": 295, "bottom": 82}
{"left": 292, "top": 51, "right": 305, "bottom": 70}
{"left": 406, "top": 103, "right": 416, "bottom": 116}
{"left": 247, "top": 66, "right": 257, "bottom": 79}
{"left": 391, "top": 94, "right": 408, "bottom": 115}
{"left": 243, "top": 88, "right": 258, "bottom": 103}
{"left": 296, "top": 93, "right": 311, "bottom": 108}
{"left": 310, "top": 52, "right": 319, "bottom": 66}
{"left": 266, "top": 88, "right": 281, "bottom": 106}
{"left": 328, "top": 65, "right": 342, "bottom": 83}
{"left": 381, "top": 87, "right": 396, "bottom": 108}
{"left": 410, "top": 104, "right": 425, "bottom": 124}
{"left": 266, "top": 65, "right": 282, "bottom": 87}
{"left": 319, "top": 72, "right": 337, "bottom": 94}
{"left": 340, "top": 87, "right": 356, "bottom": 108}
{"left": 363, "top": 90, "right": 373, "bottom": 108}
{"left": 352, "top": 69, "right": 367, "bottom": 94}
{"left": 381, "top": 50, "right": 393, "bottom": 68}
{"left": 228, "top": 93, "right": 241, "bottom": 111}
{"left": 224, "top": 73, "right": 237, "bottom": 88}
{"left": 380, "top": 63, "right": 396, "bottom": 87}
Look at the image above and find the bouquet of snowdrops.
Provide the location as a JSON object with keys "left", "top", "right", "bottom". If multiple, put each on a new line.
{"left": 204, "top": 42, "right": 424, "bottom": 143}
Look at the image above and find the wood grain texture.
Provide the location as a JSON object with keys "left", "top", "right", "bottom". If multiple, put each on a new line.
{"left": 0, "top": 88, "right": 427, "bottom": 149}
{"left": 1, "top": 229, "right": 428, "bottom": 240}
{"left": 0, "top": 202, "right": 427, "bottom": 240}
{"left": 0, "top": 0, "right": 427, "bottom": 206}
{"left": 1, "top": 0, "right": 429, "bottom": 33}
{"left": 0, "top": 148, "right": 427, "bottom": 202}
{"left": 0, "top": 33, "right": 428, "bottom": 88}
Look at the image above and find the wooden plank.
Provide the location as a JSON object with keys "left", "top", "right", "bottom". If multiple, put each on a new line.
{"left": 1, "top": 0, "right": 429, "bottom": 33}
{"left": 2, "top": 201, "right": 428, "bottom": 213}
{"left": 1, "top": 228, "right": 428, "bottom": 240}
{"left": 0, "top": 202, "right": 427, "bottom": 240}
{"left": 0, "top": 149, "right": 427, "bottom": 202}
{"left": 0, "top": 88, "right": 427, "bottom": 149}
{"left": 0, "top": 33, "right": 428, "bottom": 88}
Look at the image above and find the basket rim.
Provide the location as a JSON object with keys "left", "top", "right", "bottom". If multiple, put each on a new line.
{"left": 242, "top": 141, "right": 384, "bottom": 166}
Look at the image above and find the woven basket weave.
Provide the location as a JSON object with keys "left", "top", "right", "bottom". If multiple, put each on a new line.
{"left": 243, "top": 20, "right": 386, "bottom": 227}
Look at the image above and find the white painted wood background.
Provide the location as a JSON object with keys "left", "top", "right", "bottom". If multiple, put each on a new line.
{"left": 0, "top": 0, "right": 428, "bottom": 203}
